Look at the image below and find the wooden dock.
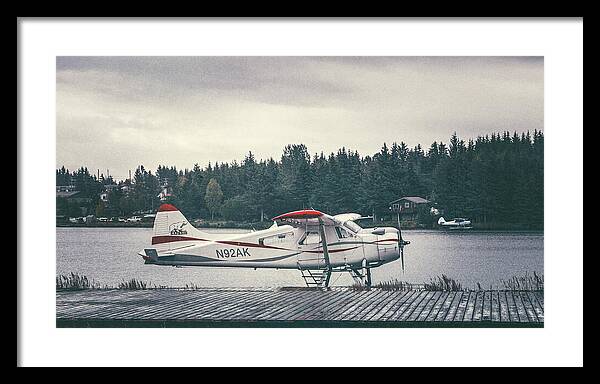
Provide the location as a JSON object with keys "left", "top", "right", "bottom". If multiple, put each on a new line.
{"left": 56, "top": 288, "right": 544, "bottom": 327}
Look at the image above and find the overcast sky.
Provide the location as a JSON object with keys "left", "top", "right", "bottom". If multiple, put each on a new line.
{"left": 57, "top": 56, "right": 543, "bottom": 180}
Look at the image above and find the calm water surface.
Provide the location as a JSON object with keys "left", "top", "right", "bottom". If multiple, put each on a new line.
{"left": 56, "top": 228, "right": 543, "bottom": 289}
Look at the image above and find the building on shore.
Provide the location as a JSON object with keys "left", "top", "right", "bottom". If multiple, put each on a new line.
{"left": 389, "top": 196, "right": 431, "bottom": 221}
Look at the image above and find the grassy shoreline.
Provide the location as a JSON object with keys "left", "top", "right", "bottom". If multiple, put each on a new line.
{"left": 56, "top": 272, "right": 544, "bottom": 292}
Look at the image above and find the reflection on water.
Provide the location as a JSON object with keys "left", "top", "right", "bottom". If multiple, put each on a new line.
{"left": 56, "top": 228, "right": 543, "bottom": 289}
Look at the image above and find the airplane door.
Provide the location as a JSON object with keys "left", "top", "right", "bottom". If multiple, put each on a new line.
{"left": 296, "top": 229, "right": 326, "bottom": 269}
{"left": 334, "top": 226, "right": 364, "bottom": 266}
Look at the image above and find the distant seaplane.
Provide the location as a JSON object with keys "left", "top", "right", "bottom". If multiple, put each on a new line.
{"left": 437, "top": 217, "right": 472, "bottom": 229}
{"left": 139, "top": 204, "right": 410, "bottom": 287}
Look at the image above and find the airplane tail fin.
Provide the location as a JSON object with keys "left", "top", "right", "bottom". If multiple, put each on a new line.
{"left": 152, "top": 204, "right": 212, "bottom": 244}
{"left": 437, "top": 217, "right": 446, "bottom": 225}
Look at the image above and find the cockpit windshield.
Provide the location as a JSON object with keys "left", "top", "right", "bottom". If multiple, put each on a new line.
{"left": 343, "top": 221, "right": 362, "bottom": 234}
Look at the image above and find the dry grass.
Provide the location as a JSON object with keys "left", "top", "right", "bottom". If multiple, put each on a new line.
{"left": 58, "top": 271, "right": 544, "bottom": 291}
{"left": 500, "top": 271, "right": 544, "bottom": 291}
{"left": 424, "top": 274, "right": 463, "bottom": 291}
{"left": 56, "top": 273, "right": 101, "bottom": 290}
{"left": 117, "top": 279, "right": 148, "bottom": 290}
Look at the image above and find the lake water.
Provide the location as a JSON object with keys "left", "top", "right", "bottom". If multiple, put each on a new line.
{"left": 56, "top": 228, "right": 543, "bottom": 289}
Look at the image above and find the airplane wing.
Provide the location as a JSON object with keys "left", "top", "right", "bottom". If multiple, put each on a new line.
{"left": 272, "top": 209, "right": 337, "bottom": 226}
{"left": 332, "top": 213, "right": 362, "bottom": 223}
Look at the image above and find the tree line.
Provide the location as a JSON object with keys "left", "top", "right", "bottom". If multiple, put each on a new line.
{"left": 56, "top": 131, "right": 543, "bottom": 229}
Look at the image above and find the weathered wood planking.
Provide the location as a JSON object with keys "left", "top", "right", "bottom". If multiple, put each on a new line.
{"left": 56, "top": 288, "right": 544, "bottom": 326}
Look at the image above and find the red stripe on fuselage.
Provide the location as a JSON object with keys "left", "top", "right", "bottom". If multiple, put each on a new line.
{"left": 151, "top": 235, "right": 207, "bottom": 245}
{"left": 151, "top": 236, "right": 288, "bottom": 250}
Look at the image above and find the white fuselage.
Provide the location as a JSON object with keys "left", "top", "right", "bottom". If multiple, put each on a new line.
{"left": 142, "top": 224, "right": 401, "bottom": 270}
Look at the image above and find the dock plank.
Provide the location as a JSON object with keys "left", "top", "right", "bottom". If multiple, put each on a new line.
{"left": 397, "top": 291, "right": 431, "bottom": 321}
{"left": 337, "top": 289, "right": 383, "bottom": 321}
{"left": 462, "top": 292, "right": 477, "bottom": 322}
{"left": 285, "top": 290, "right": 343, "bottom": 321}
{"left": 512, "top": 291, "right": 530, "bottom": 323}
{"left": 452, "top": 291, "right": 470, "bottom": 321}
{"left": 482, "top": 291, "right": 492, "bottom": 322}
{"left": 208, "top": 289, "right": 281, "bottom": 320}
{"left": 385, "top": 290, "right": 423, "bottom": 321}
{"left": 473, "top": 291, "right": 484, "bottom": 322}
{"left": 490, "top": 291, "right": 500, "bottom": 322}
{"left": 415, "top": 291, "right": 443, "bottom": 322}
{"left": 534, "top": 291, "right": 544, "bottom": 309}
{"left": 527, "top": 291, "right": 544, "bottom": 323}
{"left": 353, "top": 290, "right": 398, "bottom": 321}
{"left": 442, "top": 292, "right": 462, "bottom": 321}
{"left": 321, "top": 290, "right": 370, "bottom": 320}
{"left": 505, "top": 290, "right": 519, "bottom": 322}
{"left": 498, "top": 291, "right": 510, "bottom": 322}
{"left": 520, "top": 291, "right": 539, "bottom": 323}
{"left": 303, "top": 290, "right": 363, "bottom": 320}
{"left": 433, "top": 292, "right": 456, "bottom": 322}
{"left": 251, "top": 290, "right": 313, "bottom": 320}
{"left": 241, "top": 289, "right": 300, "bottom": 317}
{"left": 332, "top": 290, "right": 381, "bottom": 321}
{"left": 366, "top": 290, "right": 410, "bottom": 321}
{"left": 377, "top": 290, "right": 418, "bottom": 321}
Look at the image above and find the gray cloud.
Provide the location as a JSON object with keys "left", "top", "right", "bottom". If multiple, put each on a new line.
{"left": 56, "top": 56, "right": 543, "bottom": 180}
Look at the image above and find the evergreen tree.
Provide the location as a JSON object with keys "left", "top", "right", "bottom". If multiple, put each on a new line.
{"left": 205, "top": 178, "right": 224, "bottom": 220}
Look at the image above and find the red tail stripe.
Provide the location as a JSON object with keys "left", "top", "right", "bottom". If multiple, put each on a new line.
{"left": 157, "top": 203, "right": 179, "bottom": 212}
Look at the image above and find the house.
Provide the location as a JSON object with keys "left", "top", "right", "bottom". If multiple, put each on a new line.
{"left": 56, "top": 189, "right": 93, "bottom": 216}
{"left": 389, "top": 196, "right": 430, "bottom": 221}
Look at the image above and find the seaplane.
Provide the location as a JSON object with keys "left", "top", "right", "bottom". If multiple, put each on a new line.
{"left": 138, "top": 204, "right": 410, "bottom": 287}
{"left": 437, "top": 216, "right": 472, "bottom": 229}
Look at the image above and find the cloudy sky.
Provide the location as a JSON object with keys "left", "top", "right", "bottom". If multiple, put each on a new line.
{"left": 57, "top": 56, "right": 543, "bottom": 180}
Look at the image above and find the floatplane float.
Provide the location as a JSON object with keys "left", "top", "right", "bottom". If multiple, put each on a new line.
{"left": 139, "top": 204, "right": 409, "bottom": 287}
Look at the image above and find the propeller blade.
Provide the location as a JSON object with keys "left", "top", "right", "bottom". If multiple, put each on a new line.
{"left": 397, "top": 230, "right": 405, "bottom": 274}
{"left": 396, "top": 211, "right": 407, "bottom": 274}
{"left": 401, "top": 247, "right": 405, "bottom": 273}
{"left": 396, "top": 212, "right": 403, "bottom": 242}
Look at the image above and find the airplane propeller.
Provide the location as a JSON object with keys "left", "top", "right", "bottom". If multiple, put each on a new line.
{"left": 396, "top": 211, "right": 410, "bottom": 273}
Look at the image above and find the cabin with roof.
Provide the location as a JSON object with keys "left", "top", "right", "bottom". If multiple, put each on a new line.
{"left": 56, "top": 187, "right": 94, "bottom": 217}
{"left": 389, "top": 196, "right": 430, "bottom": 221}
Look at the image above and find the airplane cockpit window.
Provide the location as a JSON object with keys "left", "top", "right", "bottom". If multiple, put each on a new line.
{"left": 299, "top": 231, "right": 321, "bottom": 245}
{"left": 335, "top": 227, "right": 351, "bottom": 239}
{"left": 260, "top": 231, "right": 294, "bottom": 246}
{"left": 343, "top": 221, "right": 362, "bottom": 234}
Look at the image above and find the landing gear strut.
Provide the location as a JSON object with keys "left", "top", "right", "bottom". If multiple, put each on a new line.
{"left": 349, "top": 267, "right": 372, "bottom": 287}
